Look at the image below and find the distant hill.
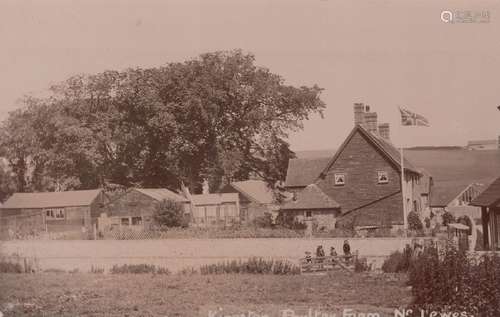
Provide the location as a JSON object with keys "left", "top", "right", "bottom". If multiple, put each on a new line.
{"left": 293, "top": 147, "right": 500, "bottom": 185}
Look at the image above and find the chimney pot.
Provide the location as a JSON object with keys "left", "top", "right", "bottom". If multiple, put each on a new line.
{"left": 378, "top": 123, "right": 390, "bottom": 140}
{"left": 364, "top": 112, "right": 378, "bottom": 134}
{"left": 353, "top": 103, "right": 365, "bottom": 126}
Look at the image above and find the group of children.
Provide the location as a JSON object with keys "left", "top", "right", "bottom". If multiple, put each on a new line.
{"left": 304, "top": 240, "right": 352, "bottom": 263}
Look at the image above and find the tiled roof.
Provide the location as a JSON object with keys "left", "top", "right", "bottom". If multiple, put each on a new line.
{"left": 358, "top": 125, "right": 420, "bottom": 173}
{"left": 471, "top": 176, "right": 500, "bottom": 207}
{"left": 404, "top": 148, "right": 500, "bottom": 185}
{"left": 229, "top": 180, "right": 275, "bottom": 204}
{"left": 319, "top": 125, "right": 420, "bottom": 178}
{"left": 430, "top": 181, "right": 474, "bottom": 207}
{"left": 285, "top": 157, "right": 331, "bottom": 188}
{"left": 285, "top": 125, "right": 421, "bottom": 189}
{"left": 1, "top": 189, "right": 102, "bottom": 209}
{"left": 134, "top": 188, "right": 189, "bottom": 203}
{"left": 281, "top": 184, "right": 340, "bottom": 210}
{"left": 190, "top": 193, "right": 239, "bottom": 206}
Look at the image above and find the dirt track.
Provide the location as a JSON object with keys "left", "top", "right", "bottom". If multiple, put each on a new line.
{"left": 1, "top": 238, "right": 411, "bottom": 272}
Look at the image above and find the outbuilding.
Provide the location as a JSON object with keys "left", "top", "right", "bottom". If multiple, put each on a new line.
{"left": 471, "top": 176, "right": 500, "bottom": 250}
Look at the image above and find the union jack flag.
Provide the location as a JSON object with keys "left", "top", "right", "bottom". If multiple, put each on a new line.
{"left": 399, "top": 107, "right": 430, "bottom": 126}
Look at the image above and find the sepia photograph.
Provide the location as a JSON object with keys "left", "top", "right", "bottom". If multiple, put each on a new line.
{"left": 0, "top": 1, "right": 499, "bottom": 316}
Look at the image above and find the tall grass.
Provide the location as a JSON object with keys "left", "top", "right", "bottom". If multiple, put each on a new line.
{"left": 200, "top": 257, "right": 300, "bottom": 275}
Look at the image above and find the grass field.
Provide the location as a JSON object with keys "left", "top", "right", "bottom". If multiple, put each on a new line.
{"left": 0, "top": 271, "right": 411, "bottom": 317}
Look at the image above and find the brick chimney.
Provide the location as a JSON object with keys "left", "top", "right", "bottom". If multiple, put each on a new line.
{"left": 364, "top": 111, "right": 378, "bottom": 134}
{"left": 353, "top": 103, "right": 365, "bottom": 126}
{"left": 378, "top": 123, "right": 390, "bottom": 140}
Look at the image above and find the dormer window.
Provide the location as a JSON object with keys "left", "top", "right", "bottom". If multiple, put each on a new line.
{"left": 334, "top": 173, "right": 346, "bottom": 186}
{"left": 377, "top": 171, "right": 389, "bottom": 184}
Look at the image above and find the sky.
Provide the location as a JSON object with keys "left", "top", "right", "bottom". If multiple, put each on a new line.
{"left": 0, "top": 0, "right": 499, "bottom": 151}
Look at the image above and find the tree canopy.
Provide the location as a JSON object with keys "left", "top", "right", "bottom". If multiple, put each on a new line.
{"left": 0, "top": 50, "right": 325, "bottom": 197}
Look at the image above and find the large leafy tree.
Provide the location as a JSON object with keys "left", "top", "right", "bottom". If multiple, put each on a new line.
{"left": 0, "top": 50, "right": 325, "bottom": 193}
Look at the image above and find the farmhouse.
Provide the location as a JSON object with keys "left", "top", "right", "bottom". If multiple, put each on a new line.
{"left": 220, "top": 180, "right": 278, "bottom": 223}
{"left": 281, "top": 184, "right": 340, "bottom": 230}
{"left": 0, "top": 189, "right": 105, "bottom": 234}
{"left": 190, "top": 193, "right": 240, "bottom": 227}
{"left": 284, "top": 104, "right": 430, "bottom": 231}
{"left": 471, "top": 176, "right": 500, "bottom": 250}
{"left": 100, "top": 188, "right": 191, "bottom": 230}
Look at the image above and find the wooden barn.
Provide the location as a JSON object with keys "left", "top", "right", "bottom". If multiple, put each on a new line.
{"left": 190, "top": 193, "right": 240, "bottom": 227}
{"left": 471, "top": 176, "right": 500, "bottom": 250}
{"left": 0, "top": 189, "right": 105, "bottom": 234}
{"left": 220, "top": 180, "right": 278, "bottom": 223}
{"left": 100, "top": 188, "right": 191, "bottom": 231}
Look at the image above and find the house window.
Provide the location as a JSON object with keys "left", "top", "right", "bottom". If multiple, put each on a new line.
{"left": 334, "top": 173, "right": 346, "bottom": 186}
{"left": 377, "top": 171, "right": 389, "bottom": 184}
{"left": 45, "top": 208, "right": 65, "bottom": 220}
{"left": 131, "top": 217, "right": 142, "bottom": 226}
{"left": 305, "top": 211, "right": 312, "bottom": 218}
{"left": 121, "top": 218, "right": 130, "bottom": 226}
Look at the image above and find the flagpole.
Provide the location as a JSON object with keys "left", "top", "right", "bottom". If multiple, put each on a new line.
{"left": 401, "top": 144, "right": 407, "bottom": 237}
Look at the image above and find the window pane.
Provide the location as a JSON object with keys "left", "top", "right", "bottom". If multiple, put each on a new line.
{"left": 121, "top": 218, "right": 130, "bottom": 226}
{"left": 132, "top": 217, "right": 142, "bottom": 225}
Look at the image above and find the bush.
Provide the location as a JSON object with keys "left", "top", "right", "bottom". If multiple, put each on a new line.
{"left": 276, "top": 211, "right": 307, "bottom": 230}
{"left": 442, "top": 211, "right": 455, "bottom": 226}
{"left": 252, "top": 213, "right": 273, "bottom": 228}
{"left": 153, "top": 199, "right": 189, "bottom": 228}
{"left": 381, "top": 245, "right": 412, "bottom": 273}
{"left": 110, "top": 264, "right": 170, "bottom": 274}
{"left": 407, "top": 211, "right": 423, "bottom": 231}
{"left": 354, "top": 257, "right": 370, "bottom": 272}
{"left": 424, "top": 217, "right": 431, "bottom": 229}
{"left": 200, "top": 257, "right": 300, "bottom": 275}
{"left": 407, "top": 244, "right": 500, "bottom": 316}
{"left": 0, "top": 261, "right": 23, "bottom": 273}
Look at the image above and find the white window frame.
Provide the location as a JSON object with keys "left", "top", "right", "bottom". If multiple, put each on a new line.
{"left": 334, "top": 173, "right": 346, "bottom": 186}
{"left": 377, "top": 171, "right": 389, "bottom": 184}
{"left": 44, "top": 208, "right": 65, "bottom": 220}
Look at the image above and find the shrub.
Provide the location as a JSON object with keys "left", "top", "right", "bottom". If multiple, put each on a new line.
{"left": 442, "top": 211, "right": 455, "bottom": 226}
{"left": 354, "top": 257, "right": 370, "bottom": 272}
{"left": 407, "top": 211, "right": 423, "bottom": 231}
{"left": 407, "top": 244, "right": 500, "bottom": 316}
{"left": 276, "top": 211, "right": 307, "bottom": 230}
{"left": 381, "top": 245, "right": 412, "bottom": 273}
{"left": 90, "top": 265, "right": 105, "bottom": 274}
{"left": 424, "top": 217, "right": 431, "bottom": 229}
{"left": 0, "top": 261, "right": 23, "bottom": 273}
{"left": 153, "top": 199, "right": 189, "bottom": 228}
{"left": 110, "top": 264, "right": 170, "bottom": 274}
{"left": 252, "top": 213, "right": 273, "bottom": 228}
{"left": 200, "top": 257, "right": 300, "bottom": 275}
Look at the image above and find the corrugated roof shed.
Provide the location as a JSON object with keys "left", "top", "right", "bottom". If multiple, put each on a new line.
{"left": 471, "top": 176, "right": 500, "bottom": 207}
{"left": 229, "top": 180, "right": 274, "bottom": 204}
{"left": 190, "top": 193, "right": 239, "bottom": 206}
{"left": 134, "top": 188, "right": 189, "bottom": 203}
{"left": 1, "top": 189, "right": 102, "bottom": 209}
{"left": 281, "top": 184, "right": 340, "bottom": 210}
